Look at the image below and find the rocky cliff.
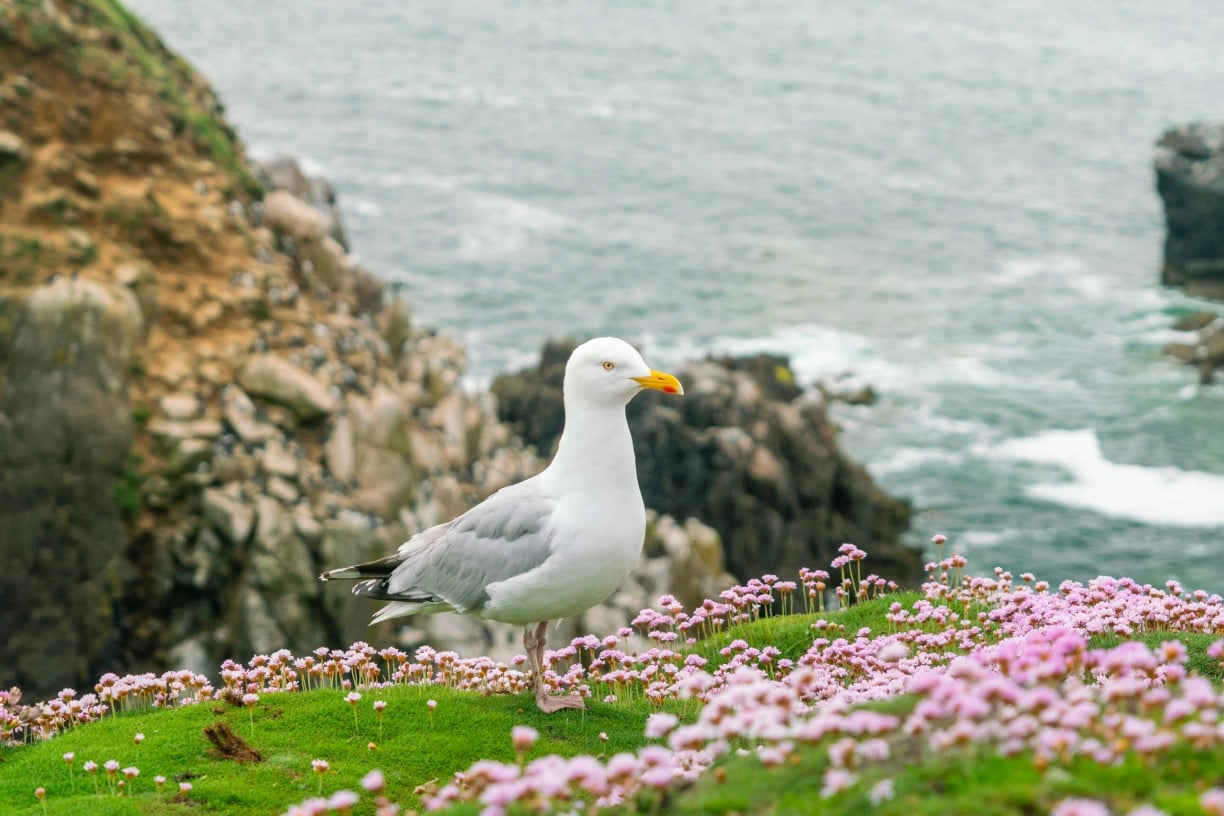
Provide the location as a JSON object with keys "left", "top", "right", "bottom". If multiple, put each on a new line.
{"left": 493, "top": 341, "right": 920, "bottom": 587}
{"left": 0, "top": 0, "right": 912, "bottom": 699}
{"left": 1154, "top": 123, "right": 1224, "bottom": 382}
{"left": 1156, "top": 123, "right": 1224, "bottom": 301}
{"left": 0, "top": 0, "right": 748, "bottom": 698}
{"left": 0, "top": 0, "right": 544, "bottom": 697}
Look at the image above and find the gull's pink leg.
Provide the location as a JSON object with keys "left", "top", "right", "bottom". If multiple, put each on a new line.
{"left": 531, "top": 620, "right": 584, "bottom": 713}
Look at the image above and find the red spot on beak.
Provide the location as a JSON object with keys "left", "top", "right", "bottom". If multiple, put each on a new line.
{"left": 662, "top": 386, "right": 677, "bottom": 394}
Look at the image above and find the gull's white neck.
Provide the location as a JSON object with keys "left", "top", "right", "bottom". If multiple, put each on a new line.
{"left": 546, "top": 398, "right": 639, "bottom": 494}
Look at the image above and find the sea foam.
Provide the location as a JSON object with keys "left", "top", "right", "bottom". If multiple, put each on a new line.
{"left": 991, "top": 429, "right": 1224, "bottom": 527}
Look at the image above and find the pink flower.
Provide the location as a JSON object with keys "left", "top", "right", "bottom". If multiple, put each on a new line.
{"left": 1051, "top": 798, "right": 1112, "bottom": 816}
{"left": 645, "top": 712, "right": 679, "bottom": 739}
{"left": 868, "top": 778, "right": 895, "bottom": 804}
{"left": 512, "top": 725, "right": 538, "bottom": 753}
{"left": 328, "top": 790, "right": 359, "bottom": 811}
{"left": 133, "top": 732, "right": 145, "bottom": 745}
{"left": 820, "top": 768, "right": 857, "bottom": 798}
{"left": 311, "top": 759, "right": 329, "bottom": 774}
{"left": 123, "top": 767, "right": 140, "bottom": 780}
{"left": 1202, "top": 788, "right": 1224, "bottom": 816}
{"left": 361, "top": 769, "right": 386, "bottom": 793}
{"left": 373, "top": 700, "right": 387, "bottom": 713}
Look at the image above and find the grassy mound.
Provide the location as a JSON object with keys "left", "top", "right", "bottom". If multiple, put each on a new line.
{"left": 0, "top": 684, "right": 672, "bottom": 814}
{"left": 4, "top": 562, "right": 1224, "bottom": 815}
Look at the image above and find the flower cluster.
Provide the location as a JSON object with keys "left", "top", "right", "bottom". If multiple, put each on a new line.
{"left": 9, "top": 537, "right": 1224, "bottom": 816}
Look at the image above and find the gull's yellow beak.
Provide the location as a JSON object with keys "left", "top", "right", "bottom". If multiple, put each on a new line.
{"left": 633, "top": 369, "right": 684, "bottom": 396}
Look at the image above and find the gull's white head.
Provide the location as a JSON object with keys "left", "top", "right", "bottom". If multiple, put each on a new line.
{"left": 564, "top": 337, "right": 684, "bottom": 407}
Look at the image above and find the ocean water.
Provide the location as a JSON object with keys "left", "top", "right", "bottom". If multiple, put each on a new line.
{"left": 127, "top": 0, "right": 1224, "bottom": 589}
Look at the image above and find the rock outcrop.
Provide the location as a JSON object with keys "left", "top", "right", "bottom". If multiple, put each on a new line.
{"left": 1163, "top": 311, "right": 1224, "bottom": 385}
{"left": 1155, "top": 123, "right": 1224, "bottom": 300}
{"left": 0, "top": 0, "right": 907, "bottom": 699}
{"left": 0, "top": 0, "right": 548, "bottom": 698}
{"left": 493, "top": 340, "right": 920, "bottom": 588}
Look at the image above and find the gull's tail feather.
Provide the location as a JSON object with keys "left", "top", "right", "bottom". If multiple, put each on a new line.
{"left": 318, "top": 552, "right": 403, "bottom": 582}
{"left": 370, "top": 600, "right": 452, "bottom": 625}
{"left": 319, "top": 553, "right": 456, "bottom": 624}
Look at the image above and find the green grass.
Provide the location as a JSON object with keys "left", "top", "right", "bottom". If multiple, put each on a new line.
{"left": 1088, "top": 630, "right": 1224, "bottom": 683}
{"left": 0, "top": 686, "right": 671, "bottom": 815}
{"left": 672, "top": 732, "right": 1224, "bottom": 816}
{"left": 3, "top": 590, "right": 1222, "bottom": 814}
{"left": 692, "top": 592, "right": 923, "bottom": 668}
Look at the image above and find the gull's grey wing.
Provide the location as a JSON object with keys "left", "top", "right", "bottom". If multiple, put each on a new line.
{"left": 354, "top": 483, "right": 558, "bottom": 613}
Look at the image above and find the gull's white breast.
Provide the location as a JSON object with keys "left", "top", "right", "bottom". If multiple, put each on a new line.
{"left": 481, "top": 486, "right": 645, "bottom": 625}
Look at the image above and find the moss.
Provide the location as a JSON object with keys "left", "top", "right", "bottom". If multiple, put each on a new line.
{"left": 131, "top": 401, "right": 150, "bottom": 427}
{"left": 247, "top": 298, "right": 271, "bottom": 321}
{"left": 82, "top": 0, "right": 264, "bottom": 199}
{"left": 31, "top": 194, "right": 73, "bottom": 225}
{"left": 114, "top": 451, "right": 145, "bottom": 521}
{"left": 0, "top": 234, "right": 46, "bottom": 283}
{"left": 103, "top": 197, "right": 171, "bottom": 250}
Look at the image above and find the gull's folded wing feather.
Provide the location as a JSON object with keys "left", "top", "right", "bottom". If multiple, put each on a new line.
{"left": 337, "top": 482, "right": 558, "bottom": 615}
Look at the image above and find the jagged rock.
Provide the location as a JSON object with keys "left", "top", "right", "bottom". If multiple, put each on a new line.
{"left": 0, "top": 130, "right": 27, "bottom": 194}
{"left": 1155, "top": 123, "right": 1224, "bottom": 299}
{"left": 72, "top": 168, "right": 100, "bottom": 198}
{"left": 320, "top": 513, "right": 381, "bottom": 570}
{"left": 262, "top": 189, "right": 332, "bottom": 242}
{"left": 250, "top": 495, "right": 314, "bottom": 590}
{"left": 0, "top": 278, "right": 144, "bottom": 697}
{"left": 260, "top": 438, "right": 300, "bottom": 480}
{"left": 238, "top": 354, "right": 338, "bottom": 421}
{"left": 202, "top": 488, "right": 255, "bottom": 545}
{"left": 0, "top": 130, "right": 27, "bottom": 162}
{"left": 494, "top": 339, "right": 920, "bottom": 586}
{"left": 292, "top": 508, "right": 323, "bottom": 544}
{"left": 1173, "top": 311, "right": 1216, "bottom": 332}
{"left": 169, "top": 438, "right": 212, "bottom": 474}
{"left": 147, "top": 417, "right": 223, "bottom": 441}
{"left": 253, "top": 155, "right": 349, "bottom": 249}
{"left": 159, "top": 393, "right": 200, "bottom": 420}
{"left": 341, "top": 385, "right": 418, "bottom": 518}
{"left": 1164, "top": 343, "right": 1199, "bottom": 364}
{"left": 221, "top": 385, "right": 277, "bottom": 444}
{"left": 324, "top": 413, "right": 356, "bottom": 483}
{"left": 267, "top": 476, "right": 299, "bottom": 504}
{"left": 1164, "top": 312, "right": 1224, "bottom": 384}
{"left": 644, "top": 512, "right": 737, "bottom": 611}
{"left": 301, "top": 235, "right": 352, "bottom": 294}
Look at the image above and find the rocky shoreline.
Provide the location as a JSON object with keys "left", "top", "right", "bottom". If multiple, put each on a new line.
{"left": 0, "top": 0, "right": 917, "bottom": 699}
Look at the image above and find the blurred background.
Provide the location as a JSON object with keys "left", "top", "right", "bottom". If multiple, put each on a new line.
{"left": 127, "top": 0, "right": 1224, "bottom": 586}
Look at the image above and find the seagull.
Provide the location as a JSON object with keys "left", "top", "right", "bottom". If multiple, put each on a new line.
{"left": 320, "top": 337, "right": 683, "bottom": 712}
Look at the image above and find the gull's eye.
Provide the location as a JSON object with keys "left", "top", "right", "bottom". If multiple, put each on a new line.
{"left": 601, "top": 361, "right": 616, "bottom": 371}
